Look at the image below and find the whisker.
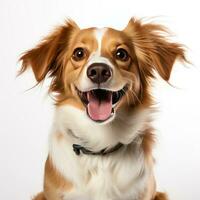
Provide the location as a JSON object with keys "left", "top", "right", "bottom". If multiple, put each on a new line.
{"left": 126, "top": 92, "right": 130, "bottom": 106}
{"left": 132, "top": 90, "right": 142, "bottom": 104}
{"left": 128, "top": 91, "right": 135, "bottom": 104}
{"left": 122, "top": 88, "right": 130, "bottom": 106}
{"left": 125, "top": 79, "right": 142, "bottom": 105}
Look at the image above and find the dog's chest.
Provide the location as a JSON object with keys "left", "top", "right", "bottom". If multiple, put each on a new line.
{"left": 59, "top": 144, "right": 149, "bottom": 200}
{"left": 50, "top": 106, "right": 151, "bottom": 200}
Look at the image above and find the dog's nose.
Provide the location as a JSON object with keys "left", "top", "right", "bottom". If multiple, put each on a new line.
{"left": 87, "top": 64, "right": 112, "bottom": 84}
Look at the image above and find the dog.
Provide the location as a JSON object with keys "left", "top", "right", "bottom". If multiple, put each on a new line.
{"left": 19, "top": 18, "right": 186, "bottom": 200}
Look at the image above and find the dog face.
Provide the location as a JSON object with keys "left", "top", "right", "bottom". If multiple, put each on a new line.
{"left": 19, "top": 18, "right": 186, "bottom": 123}
{"left": 70, "top": 27, "right": 140, "bottom": 122}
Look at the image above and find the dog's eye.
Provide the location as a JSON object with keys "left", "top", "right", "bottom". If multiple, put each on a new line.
{"left": 115, "top": 48, "right": 129, "bottom": 61}
{"left": 72, "top": 48, "right": 86, "bottom": 61}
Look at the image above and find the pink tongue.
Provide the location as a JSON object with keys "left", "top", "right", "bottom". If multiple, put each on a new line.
{"left": 87, "top": 92, "right": 112, "bottom": 121}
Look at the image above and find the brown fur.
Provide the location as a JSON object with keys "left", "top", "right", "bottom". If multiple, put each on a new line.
{"left": 154, "top": 192, "right": 169, "bottom": 200}
{"left": 44, "top": 157, "right": 73, "bottom": 200}
{"left": 124, "top": 18, "right": 186, "bottom": 81}
{"left": 32, "top": 192, "right": 46, "bottom": 200}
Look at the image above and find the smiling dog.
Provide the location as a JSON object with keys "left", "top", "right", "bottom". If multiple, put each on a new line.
{"left": 19, "top": 18, "right": 186, "bottom": 200}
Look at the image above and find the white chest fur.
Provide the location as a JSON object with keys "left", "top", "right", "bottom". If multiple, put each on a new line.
{"left": 49, "top": 106, "right": 153, "bottom": 200}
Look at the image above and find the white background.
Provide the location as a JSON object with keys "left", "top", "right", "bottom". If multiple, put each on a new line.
{"left": 0, "top": 0, "right": 200, "bottom": 200}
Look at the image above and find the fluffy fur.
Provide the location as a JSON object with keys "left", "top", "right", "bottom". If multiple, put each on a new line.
{"left": 19, "top": 18, "right": 186, "bottom": 200}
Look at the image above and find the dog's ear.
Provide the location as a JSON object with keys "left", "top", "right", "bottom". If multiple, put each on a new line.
{"left": 19, "top": 20, "right": 79, "bottom": 82}
{"left": 124, "top": 18, "right": 187, "bottom": 81}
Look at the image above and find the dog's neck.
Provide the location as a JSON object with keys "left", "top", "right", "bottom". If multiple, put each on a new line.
{"left": 54, "top": 105, "right": 153, "bottom": 152}
{"left": 72, "top": 142, "right": 124, "bottom": 156}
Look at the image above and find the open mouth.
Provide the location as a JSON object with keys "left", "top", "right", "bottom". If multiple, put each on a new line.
{"left": 76, "top": 85, "right": 128, "bottom": 122}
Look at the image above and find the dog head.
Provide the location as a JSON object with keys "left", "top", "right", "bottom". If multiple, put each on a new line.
{"left": 19, "top": 18, "right": 186, "bottom": 123}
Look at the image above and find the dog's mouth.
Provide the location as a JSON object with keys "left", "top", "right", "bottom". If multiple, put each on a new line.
{"left": 76, "top": 85, "right": 128, "bottom": 122}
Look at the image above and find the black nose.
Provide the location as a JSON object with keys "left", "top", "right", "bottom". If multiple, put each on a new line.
{"left": 87, "top": 63, "right": 112, "bottom": 84}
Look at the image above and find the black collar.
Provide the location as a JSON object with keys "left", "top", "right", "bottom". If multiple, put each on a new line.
{"left": 72, "top": 143, "right": 123, "bottom": 156}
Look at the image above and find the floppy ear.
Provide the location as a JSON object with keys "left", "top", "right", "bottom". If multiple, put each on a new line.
{"left": 19, "top": 20, "right": 79, "bottom": 82}
{"left": 124, "top": 18, "right": 187, "bottom": 81}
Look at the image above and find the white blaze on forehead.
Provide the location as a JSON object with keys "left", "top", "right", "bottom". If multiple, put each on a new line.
{"left": 85, "top": 27, "right": 113, "bottom": 69}
{"left": 94, "top": 28, "right": 107, "bottom": 55}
